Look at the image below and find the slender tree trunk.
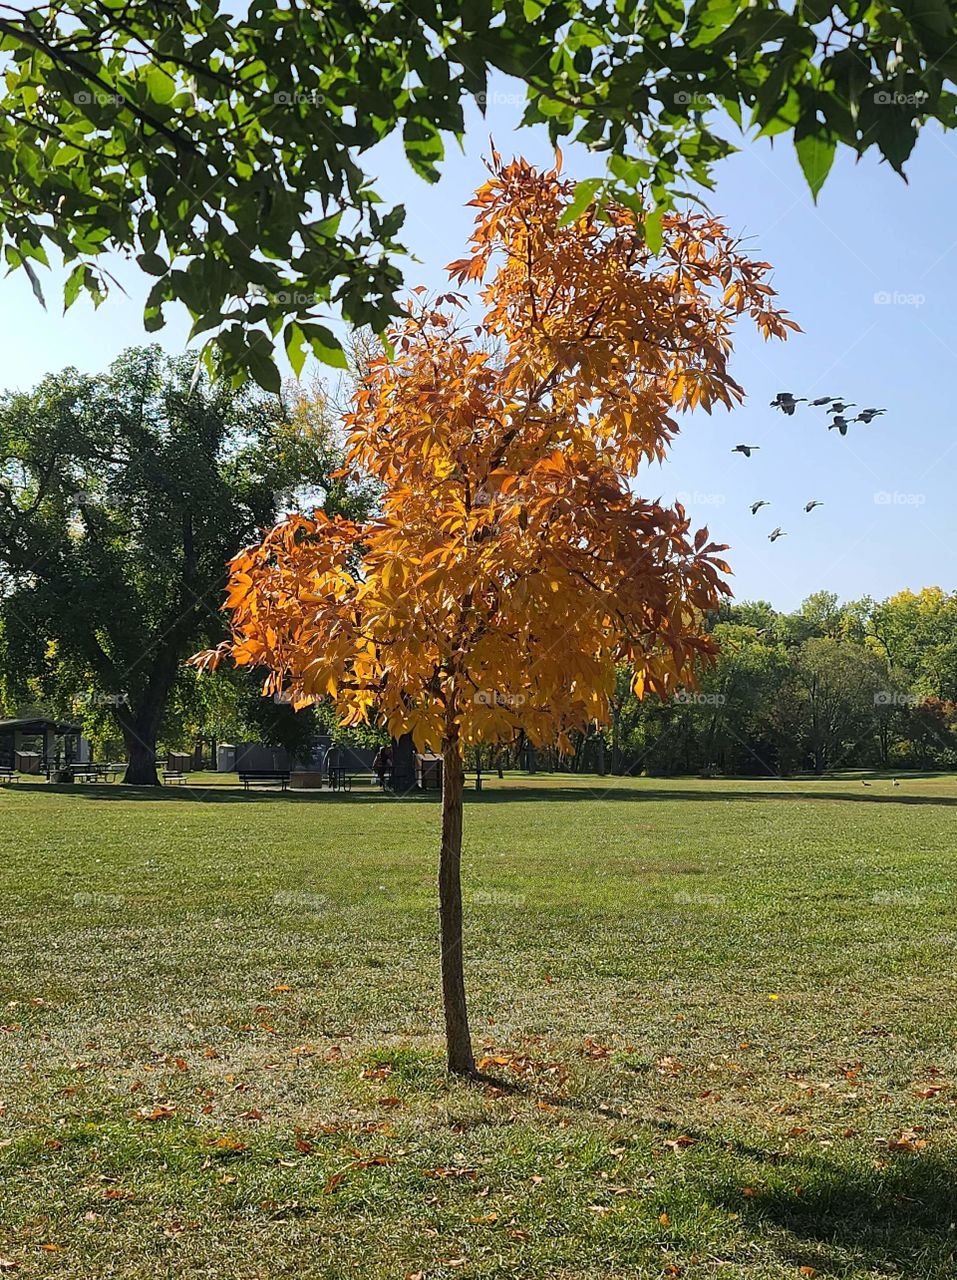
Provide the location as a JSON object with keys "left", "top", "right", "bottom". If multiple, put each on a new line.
{"left": 439, "top": 741, "right": 475, "bottom": 1075}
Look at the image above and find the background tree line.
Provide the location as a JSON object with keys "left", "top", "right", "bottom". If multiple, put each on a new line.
{"left": 4, "top": 346, "right": 957, "bottom": 783}
{"left": 509, "top": 588, "right": 957, "bottom": 777}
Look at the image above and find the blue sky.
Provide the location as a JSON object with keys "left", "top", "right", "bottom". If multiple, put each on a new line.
{"left": 1, "top": 87, "right": 953, "bottom": 611}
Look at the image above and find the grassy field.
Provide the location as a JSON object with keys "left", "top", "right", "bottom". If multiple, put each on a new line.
{"left": 2, "top": 771, "right": 957, "bottom": 1278}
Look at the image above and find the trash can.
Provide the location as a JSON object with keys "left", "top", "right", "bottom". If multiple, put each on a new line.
{"left": 15, "top": 751, "right": 40, "bottom": 774}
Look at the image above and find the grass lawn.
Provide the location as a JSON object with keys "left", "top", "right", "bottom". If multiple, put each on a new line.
{"left": 2, "top": 771, "right": 957, "bottom": 1278}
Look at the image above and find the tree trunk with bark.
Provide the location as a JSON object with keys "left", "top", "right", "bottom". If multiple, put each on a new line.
{"left": 121, "top": 725, "right": 160, "bottom": 785}
{"left": 439, "top": 740, "right": 475, "bottom": 1075}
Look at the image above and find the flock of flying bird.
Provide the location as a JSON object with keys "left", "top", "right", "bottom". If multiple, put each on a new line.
{"left": 731, "top": 392, "right": 888, "bottom": 543}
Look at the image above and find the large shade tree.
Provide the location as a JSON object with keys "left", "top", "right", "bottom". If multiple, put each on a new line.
{"left": 0, "top": 0, "right": 952, "bottom": 384}
{"left": 195, "top": 157, "right": 797, "bottom": 1073}
{"left": 0, "top": 346, "right": 364, "bottom": 783}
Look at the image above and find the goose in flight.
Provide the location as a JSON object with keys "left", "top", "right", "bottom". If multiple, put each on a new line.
{"left": 770, "top": 392, "right": 805, "bottom": 415}
{"left": 804, "top": 500, "right": 823, "bottom": 513}
{"left": 750, "top": 499, "right": 770, "bottom": 515}
{"left": 732, "top": 444, "right": 760, "bottom": 457}
{"left": 769, "top": 527, "right": 787, "bottom": 542}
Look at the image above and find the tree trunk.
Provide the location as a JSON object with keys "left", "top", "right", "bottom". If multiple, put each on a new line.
{"left": 122, "top": 729, "right": 159, "bottom": 785}
{"left": 439, "top": 742, "right": 475, "bottom": 1076}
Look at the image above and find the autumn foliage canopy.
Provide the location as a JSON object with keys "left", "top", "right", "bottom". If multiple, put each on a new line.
{"left": 195, "top": 157, "right": 797, "bottom": 755}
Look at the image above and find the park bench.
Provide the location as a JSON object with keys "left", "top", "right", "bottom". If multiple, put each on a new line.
{"left": 0, "top": 767, "right": 19, "bottom": 784}
{"left": 240, "top": 770, "right": 290, "bottom": 793}
{"left": 162, "top": 771, "right": 188, "bottom": 786}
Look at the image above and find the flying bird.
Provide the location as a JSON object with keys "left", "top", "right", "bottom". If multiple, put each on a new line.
{"left": 829, "top": 416, "right": 852, "bottom": 436}
{"left": 750, "top": 499, "right": 770, "bottom": 515}
{"left": 855, "top": 408, "right": 887, "bottom": 423}
{"left": 804, "top": 500, "right": 823, "bottom": 513}
{"left": 770, "top": 392, "right": 806, "bottom": 415}
{"left": 829, "top": 401, "right": 855, "bottom": 414}
{"left": 732, "top": 444, "right": 760, "bottom": 457}
{"left": 809, "top": 395, "right": 840, "bottom": 406}
{"left": 768, "top": 527, "right": 787, "bottom": 542}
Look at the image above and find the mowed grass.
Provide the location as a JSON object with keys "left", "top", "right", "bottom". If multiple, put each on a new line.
{"left": 2, "top": 772, "right": 957, "bottom": 1279}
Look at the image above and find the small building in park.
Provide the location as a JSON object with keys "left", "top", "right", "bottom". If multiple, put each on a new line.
{"left": 0, "top": 717, "right": 86, "bottom": 774}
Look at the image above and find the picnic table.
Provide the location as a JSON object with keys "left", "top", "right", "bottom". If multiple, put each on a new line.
{"left": 48, "top": 762, "right": 123, "bottom": 783}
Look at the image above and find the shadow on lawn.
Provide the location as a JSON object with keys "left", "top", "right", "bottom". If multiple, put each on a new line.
{"left": 9, "top": 781, "right": 436, "bottom": 804}
{"left": 704, "top": 1146, "right": 957, "bottom": 1276}
{"left": 478, "top": 1074, "right": 957, "bottom": 1273}
{"left": 11, "top": 781, "right": 957, "bottom": 808}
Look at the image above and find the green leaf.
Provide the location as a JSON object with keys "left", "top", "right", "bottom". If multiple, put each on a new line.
{"left": 63, "top": 263, "right": 87, "bottom": 312}
{"left": 284, "top": 321, "right": 309, "bottom": 379}
{"left": 144, "top": 65, "right": 177, "bottom": 106}
{"left": 301, "top": 324, "right": 348, "bottom": 370}
{"left": 17, "top": 253, "right": 46, "bottom": 309}
{"left": 557, "top": 178, "right": 602, "bottom": 226}
{"left": 643, "top": 207, "right": 665, "bottom": 254}
{"left": 794, "top": 128, "right": 835, "bottom": 199}
{"left": 136, "top": 252, "right": 168, "bottom": 277}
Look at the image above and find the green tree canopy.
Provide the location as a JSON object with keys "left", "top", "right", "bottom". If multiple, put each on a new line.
{"left": 1, "top": 0, "right": 954, "bottom": 385}
{"left": 0, "top": 345, "right": 369, "bottom": 782}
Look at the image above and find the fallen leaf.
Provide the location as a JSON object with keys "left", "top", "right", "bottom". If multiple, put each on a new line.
{"left": 135, "top": 1104, "right": 175, "bottom": 1122}
{"left": 207, "top": 1136, "right": 247, "bottom": 1152}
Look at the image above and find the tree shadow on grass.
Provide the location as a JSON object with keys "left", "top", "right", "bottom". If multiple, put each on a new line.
{"left": 704, "top": 1147, "right": 957, "bottom": 1277}
{"left": 9, "top": 780, "right": 957, "bottom": 809}
{"left": 6, "top": 781, "right": 436, "bottom": 804}
{"left": 473, "top": 785, "right": 957, "bottom": 808}
{"left": 480, "top": 1073, "right": 957, "bottom": 1275}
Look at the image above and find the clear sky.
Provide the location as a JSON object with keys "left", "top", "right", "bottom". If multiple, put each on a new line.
{"left": 1, "top": 85, "right": 953, "bottom": 612}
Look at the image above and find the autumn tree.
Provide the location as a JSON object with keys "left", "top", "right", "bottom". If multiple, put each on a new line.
{"left": 195, "top": 157, "right": 797, "bottom": 1074}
